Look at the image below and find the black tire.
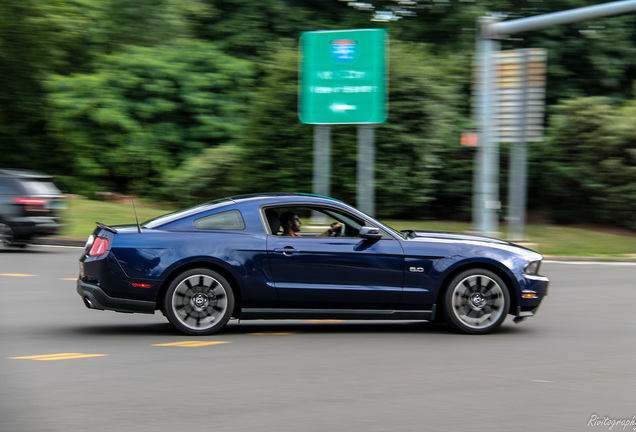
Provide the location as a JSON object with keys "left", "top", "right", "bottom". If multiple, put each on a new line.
{"left": 163, "top": 268, "right": 235, "bottom": 335}
{"left": 0, "top": 222, "right": 13, "bottom": 250}
{"left": 442, "top": 268, "right": 510, "bottom": 335}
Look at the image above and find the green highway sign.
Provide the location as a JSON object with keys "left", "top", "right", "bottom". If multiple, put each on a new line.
{"left": 299, "top": 29, "right": 387, "bottom": 124}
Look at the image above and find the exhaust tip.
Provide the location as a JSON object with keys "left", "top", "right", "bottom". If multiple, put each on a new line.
{"left": 83, "top": 296, "right": 94, "bottom": 309}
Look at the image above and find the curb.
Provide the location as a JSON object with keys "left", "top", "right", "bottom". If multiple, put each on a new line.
{"left": 544, "top": 256, "right": 636, "bottom": 263}
{"left": 32, "top": 238, "right": 86, "bottom": 247}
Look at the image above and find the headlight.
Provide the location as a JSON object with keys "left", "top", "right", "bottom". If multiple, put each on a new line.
{"left": 524, "top": 260, "right": 541, "bottom": 275}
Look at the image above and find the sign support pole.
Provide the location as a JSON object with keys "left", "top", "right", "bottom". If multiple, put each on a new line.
{"left": 475, "top": 18, "right": 501, "bottom": 237}
{"left": 507, "top": 50, "right": 531, "bottom": 241}
{"left": 312, "top": 125, "right": 331, "bottom": 222}
{"left": 357, "top": 125, "right": 375, "bottom": 217}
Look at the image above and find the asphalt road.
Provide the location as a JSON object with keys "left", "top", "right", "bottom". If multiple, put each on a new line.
{"left": 1, "top": 246, "right": 635, "bottom": 432}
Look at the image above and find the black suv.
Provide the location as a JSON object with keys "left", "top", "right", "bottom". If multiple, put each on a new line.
{"left": 0, "top": 169, "right": 65, "bottom": 249}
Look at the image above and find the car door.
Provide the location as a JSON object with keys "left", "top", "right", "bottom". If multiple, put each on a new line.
{"left": 266, "top": 232, "right": 405, "bottom": 310}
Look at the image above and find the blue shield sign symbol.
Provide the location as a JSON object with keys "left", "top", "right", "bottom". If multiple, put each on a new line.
{"left": 331, "top": 39, "right": 356, "bottom": 63}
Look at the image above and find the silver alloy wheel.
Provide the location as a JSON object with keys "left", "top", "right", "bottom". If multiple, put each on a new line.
{"left": 0, "top": 223, "right": 13, "bottom": 249}
{"left": 444, "top": 269, "right": 509, "bottom": 334}
{"left": 170, "top": 273, "right": 230, "bottom": 332}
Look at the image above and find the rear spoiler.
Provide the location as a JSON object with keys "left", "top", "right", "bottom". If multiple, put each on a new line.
{"left": 96, "top": 222, "right": 118, "bottom": 234}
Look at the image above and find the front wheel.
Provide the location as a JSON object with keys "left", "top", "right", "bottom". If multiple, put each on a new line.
{"left": 163, "top": 268, "right": 235, "bottom": 335}
{"left": 443, "top": 269, "right": 510, "bottom": 335}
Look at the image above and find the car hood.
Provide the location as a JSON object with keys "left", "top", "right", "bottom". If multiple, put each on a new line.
{"left": 404, "top": 230, "right": 543, "bottom": 261}
{"left": 410, "top": 231, "right": 509, "bottom": 245}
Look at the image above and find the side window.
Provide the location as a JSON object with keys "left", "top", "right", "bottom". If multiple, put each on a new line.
{"left": 265, "top": 205, "right": 365, "bottom": 237}
{"left": 194, "top": 210, "right": 245, "bottom": 230}
{"left": 0, "top": 178, "right": 16, "bottom": 195}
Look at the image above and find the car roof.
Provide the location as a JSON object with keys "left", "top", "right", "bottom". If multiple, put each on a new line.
{"left": 228, "top": 193, "right": 342, "bottom": 205}
{"left": 0, "top": 169, "right": 53, "bottom": 180}
{"left": 142, "top": 193, "right": 345, "bottom": 229}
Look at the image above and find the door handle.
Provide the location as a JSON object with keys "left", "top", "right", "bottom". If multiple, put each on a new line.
{"left": 273, "top": 247, "right": 300, "bottom": 256}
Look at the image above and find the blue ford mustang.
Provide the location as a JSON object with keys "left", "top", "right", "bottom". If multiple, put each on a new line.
{"left": 77, "top": 193, "right": 549, "bottom": 335}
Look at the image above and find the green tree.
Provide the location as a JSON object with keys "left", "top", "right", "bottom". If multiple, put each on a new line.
{"left": 162, "top": 144, "right": 243, "bottom": 205}
{"left": 346, "top": 0, "right": 636, "bottom": 103}
{"left": 538, "top": 97, "right": 636, "bottom": 229}
{"left": 384, "top": 44, "right": 474, "bottom": 218}
{"left": 0, "top": 0, "right": 194, "bottom": 172}
{"left": 507, "top": 11, "right": 636, "bottom": 105}
{"left": 0, "top": 0, "right": 63, "bottom": 168}
{"left": 235, "top": 40, "right": 314, "bottom": 194}
{"left": 234, "top": 40, "right": 469, "bottom": 218}
{"left": 46, "top": 41, "right": 253, "bottom": 196}
{"left": 187, "top": 0, "right": 370, "bottom": 58}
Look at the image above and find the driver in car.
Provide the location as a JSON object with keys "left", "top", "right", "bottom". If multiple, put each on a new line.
{"left": 280, "top": 212, "right": 343, "bottom": 237}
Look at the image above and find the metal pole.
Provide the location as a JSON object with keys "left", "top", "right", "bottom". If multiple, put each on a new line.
{"left": 475, "top": 17, "right": 501, "bottom": 237}
{"left": 507, "top": 50, "right": 531, "bottom": 241}
{"left": 312, "top": 125, "right": 331, "bottom": 223}
{"left": 313, "top": 125, "right": 331, "bottom": 197}
{"left": 357, "top": 125, "right": 375, "bottom": 217}
{"left": 475, "top": 0, "right": 636, "bottom": 238}
{"left": 490, "top": 0, "right": 636, "bottom": 37}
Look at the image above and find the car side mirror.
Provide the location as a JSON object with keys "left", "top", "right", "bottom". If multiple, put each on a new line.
{"left": 360, "top": 226, "right": 382, "bottom": 241}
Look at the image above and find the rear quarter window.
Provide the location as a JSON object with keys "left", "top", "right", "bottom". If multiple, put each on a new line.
{"left": 20, "top": 180, "right": 62, "bottom": 196}
{"left": 194, "top": 210, "right": 245, "bottom": 230}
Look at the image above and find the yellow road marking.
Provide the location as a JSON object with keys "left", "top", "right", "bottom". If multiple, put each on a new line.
{"left": 247, "top": 332, "right": 299, "bottom": 336}
{"left": 0, "top": 273, "right": 37, "bottom": 277}
{"left": 152, "top": 341, "right": 231, "bottom": 347}
{"left": 60, "top": 278, "right": 78, "bottom": 281}
{"left": 10, "top": 353, "right": 108, "bottom": 361}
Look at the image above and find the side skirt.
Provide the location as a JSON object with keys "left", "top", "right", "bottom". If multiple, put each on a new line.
{"left": 239, "top": 307, "right": 435, "bottom": 321}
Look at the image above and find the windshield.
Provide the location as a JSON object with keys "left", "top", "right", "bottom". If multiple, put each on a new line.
{"left": 381, "top": 222, "right": 407, "bottom": 239}
{"left": 328, "top": 207, "right": 407, "bottom": 239}
{"left": 340, "top": 204, "right": 406, "bottom": 239}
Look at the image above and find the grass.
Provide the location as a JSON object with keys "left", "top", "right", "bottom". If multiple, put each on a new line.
{"left": 389, "top": 220, "right": 636, "bottom": 257}
{"left": 58, "top": 199, "right": 636, "bottom": 258}
{"left": 524, "top": 225, "right": 636, "bottom": 257}
{"left": 59, "top": 199, "right": 172, "bottom": 239}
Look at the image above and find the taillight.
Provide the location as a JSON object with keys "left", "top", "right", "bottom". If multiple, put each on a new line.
{"left": 88, "top": 237, "right": 109, "bottom": 257}
{"left": 12, "top": 197, "right": 49, "bottom": 213}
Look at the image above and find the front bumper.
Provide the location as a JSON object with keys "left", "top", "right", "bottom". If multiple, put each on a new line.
{"left": 77, "top": 280, "right": 155, "bottom": 314}
{"left": 512, "top": 274, "right": 549, "bottom": 322}
{"left": 512, "top": 305, "right": 540, "bottom": 323}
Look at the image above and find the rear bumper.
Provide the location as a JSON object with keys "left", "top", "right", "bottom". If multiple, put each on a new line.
{"left": 77, "top": 280, "right": 155, "bottom": 314}
{"left": 9, "top": 216, "right": 61, "bottom": 239}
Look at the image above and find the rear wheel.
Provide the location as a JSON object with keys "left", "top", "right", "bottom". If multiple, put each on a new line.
{"left": 163, "top": 268, "right": 234, "bottom": 335}
{"left": 443, "top": 268, "right": 510, "bottom": 335}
